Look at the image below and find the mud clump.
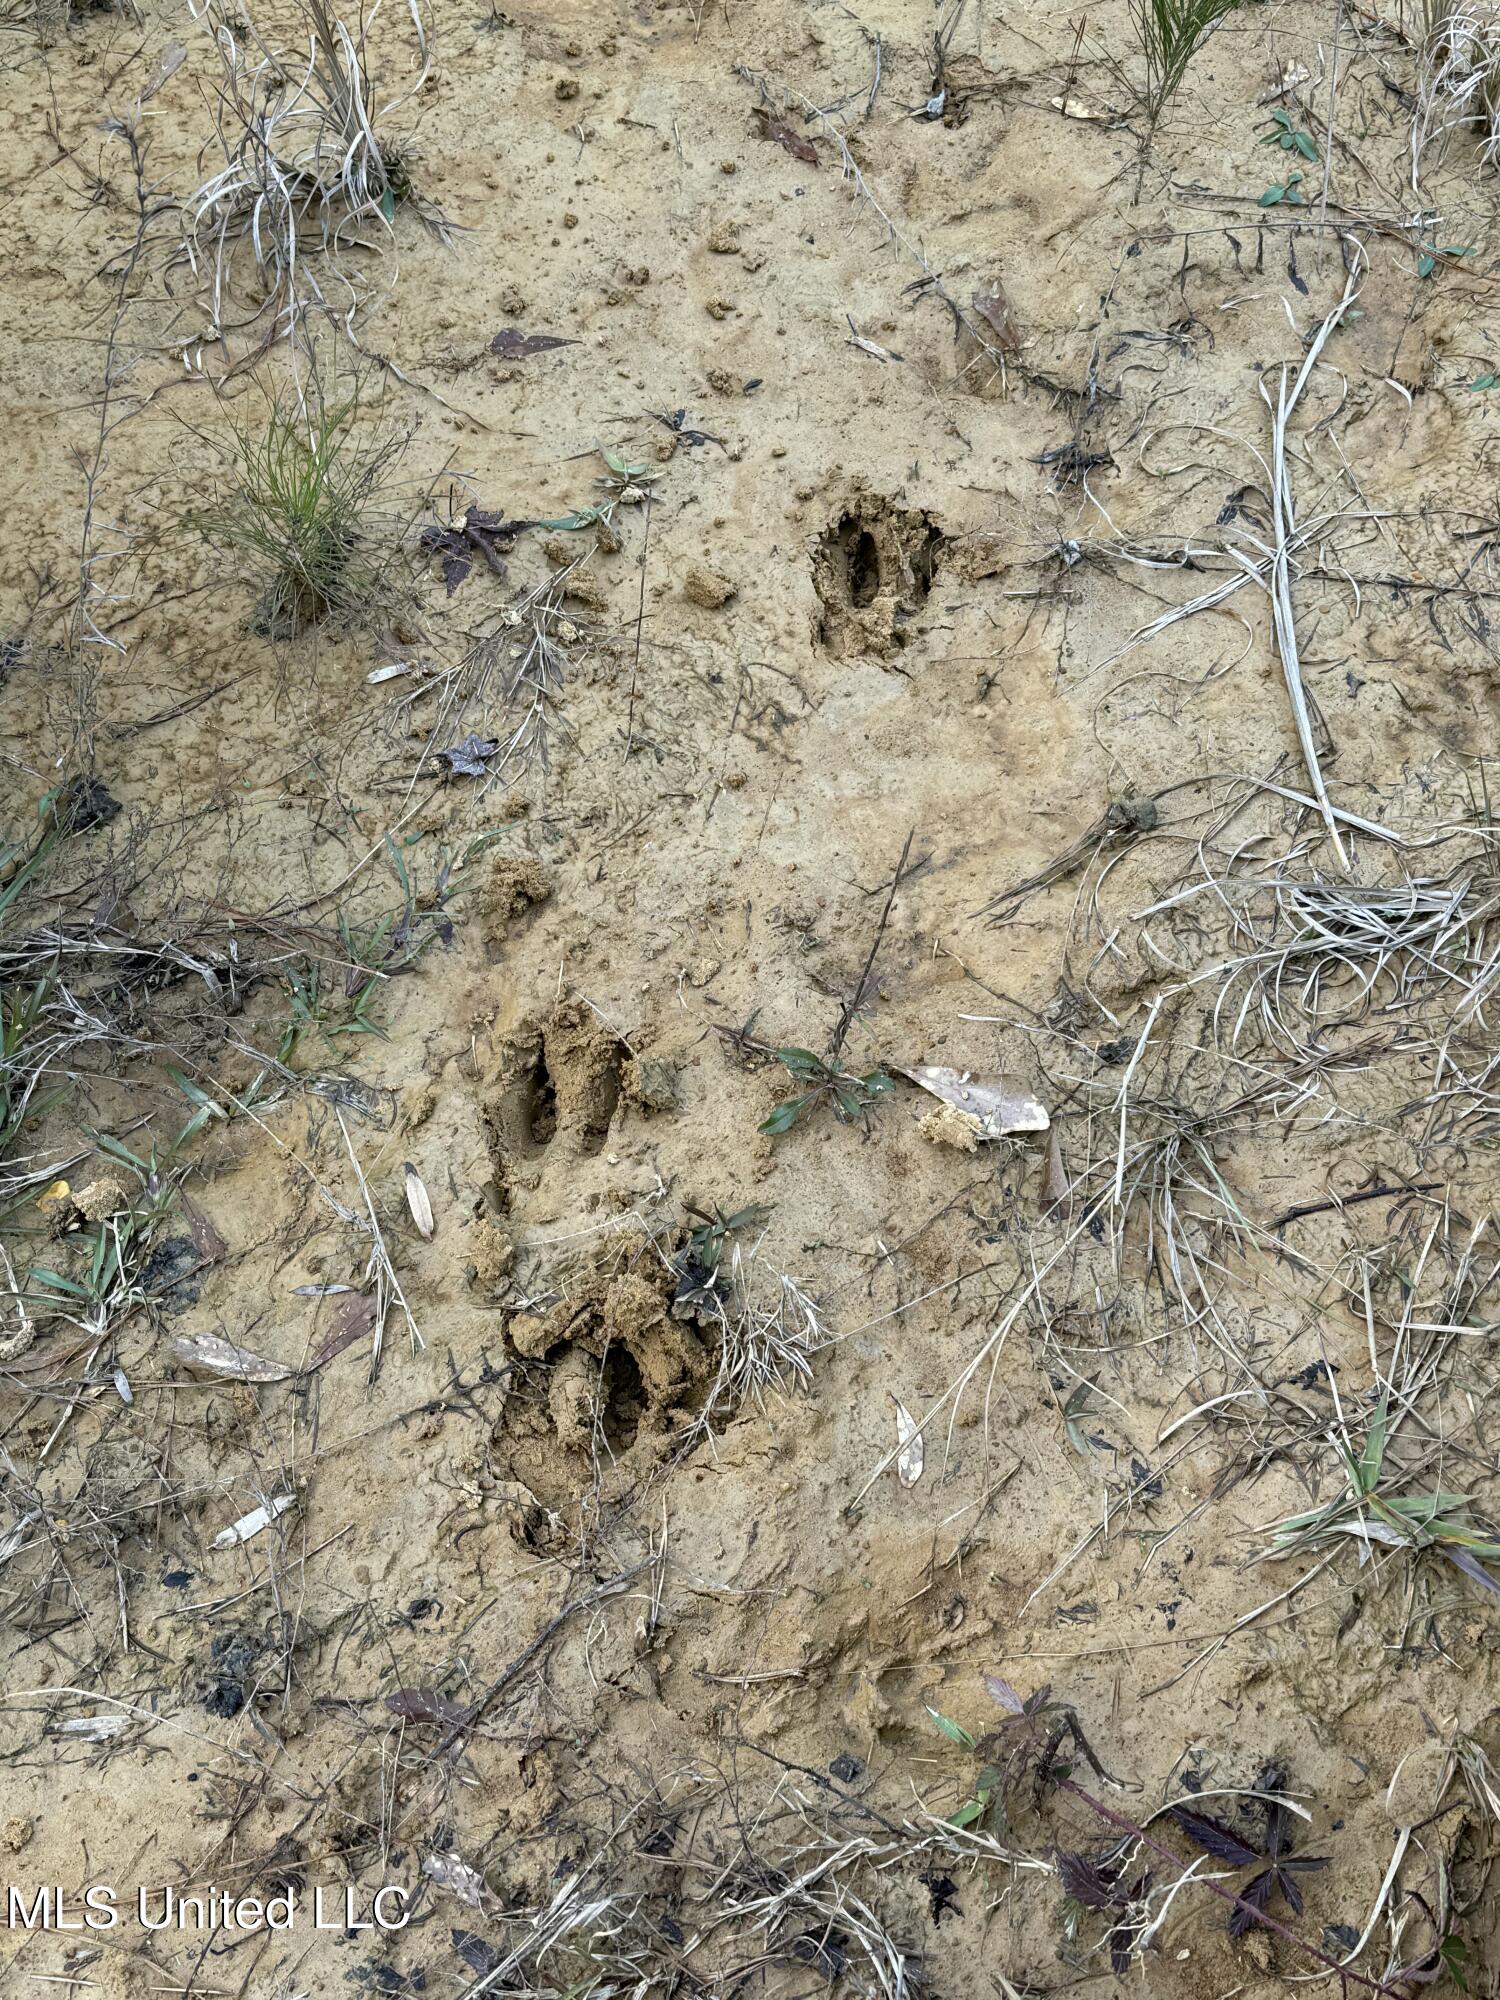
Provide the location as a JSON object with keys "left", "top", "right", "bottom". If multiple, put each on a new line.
{"left": 813, "top": 495, "right": 944, "bottom": 657}
{"left": 481, "top": 853, "right": 550, "bottom": 948}
{"left": 683, "top": 561, "right": 736, "bottom": 608}
{"left": 502, "top": 1263, "right": 710, "bottom": 1487}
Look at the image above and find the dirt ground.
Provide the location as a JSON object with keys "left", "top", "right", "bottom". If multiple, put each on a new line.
{"left": 2, "top": 0, "right": 1500, "bottom": 1995}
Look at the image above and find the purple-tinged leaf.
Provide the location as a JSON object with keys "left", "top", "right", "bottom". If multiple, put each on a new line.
{"left": 1228, "top": 1868, "right": 1275, "bottom": 1940}
{"left": 386, "top": 1686, "right": 469, "bottom": 1726}
{"left": 490, "top": 328, "right": 578, "bottom": 359}
{"left": 1056, "top": 1851, "right": 1116, "bottom": 1910}
{"left": 1169, "top": 1804, "right": 1263, "bottom": 1869}
{"left": 983, "top": 1674, "right": 1025, "bottom": 1715}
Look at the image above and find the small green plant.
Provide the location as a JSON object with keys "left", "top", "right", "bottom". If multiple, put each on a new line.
{"left": 197, "top": 382, "right": 411, "bottom": 633}
{"left": 1466, "top": 370, "right": 1500, "bottom": 388}
{"left": 0, "top": 971, "right": 56, "bottom": 1159}
{"left": 1259, "top": 170, "right": 1306, "bottom": 206}
{"left": 25, "top": 1132, "right": 184, "bottom": 1338}
{"left": 273, "top": 835, "right": 460, "bottom": 1063}
{"left": 1259, "top": 108, "right": 1318, "bottom": 160}
{"left": 759, "top": 1046, "right": 893, "bottom": 1136}
{"left": 1418, "top": 240, "right": 1476, "bottom": 277}
{"left": 1131, "top": 0, "right": 1244, "bottom": 135}
{"left": 538, "top": 445, "right": 662, "bottom": 535}
{"left": 1266, "top": 1392, "right": 1500, "bottom": 1595}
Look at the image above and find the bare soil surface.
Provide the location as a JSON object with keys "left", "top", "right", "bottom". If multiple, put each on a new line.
{"left": 2, "top": 0, "right": 1500, "bottom": 1996}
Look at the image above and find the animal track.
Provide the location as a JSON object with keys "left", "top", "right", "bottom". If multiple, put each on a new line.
{"left": 813, "top": 494, "right": 944, "bottom": 658}
{"left": 485, "top": 1003, "right": 625, "bottom": 1206}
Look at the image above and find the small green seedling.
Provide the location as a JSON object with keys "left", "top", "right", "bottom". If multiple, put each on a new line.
{"left": 538, "top": 445, "right": 661, "bottom": 533}
{"left": 759, "top": 1047, "right": 894, "bottom": 1136}
{"left": 1467, "top": 373, "right": 1500, "bottom": 390}
{"left": 1259, "top": 170, "right": 1305, "bottom": 206}
{"left": 1260, "top": 109, "right": 1318, "bottom": 160}
{"left": 1418, "top": 243, "right": 1475, "bottom": 278}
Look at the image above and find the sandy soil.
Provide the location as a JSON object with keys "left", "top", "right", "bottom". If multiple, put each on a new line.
{"left": 2, "top": 0, "right": 1500, "bottom": 1995}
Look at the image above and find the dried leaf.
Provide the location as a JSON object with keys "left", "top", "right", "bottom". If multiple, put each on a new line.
{"left": 452, "top": 1929, "right": 503, "bottom": 1976}
{"left": 751, "top": 106, "right": 818, "bottom": 164}
{"left": 1044, "top": 1125, "right": 1069, "bottom": 1212}
{"left": 891, "top": 1395, "right": 923, "bottom": 1488}
{"left": 368, "top": 662, "right": 411, "bottom": 684}
{"left": 389, "top": 1687, "right": 470, "bottom": 1727}
{"left": 50, "top": 1713, "right": 129, "bottom": 1740}
{"left": 213, "top": 1491, "right": 296, "bottom": 1550}
{"left": 1049, "top": 92, "right": 1110, "bottom": 122}
{"left": 439, "top": 733, "right": 498, "bottom": 777}
{"left": 307, "top": 1292, "right": 377, "bottom": 1372}
{"left": 139, "top": 39, "right": 187, "bottom": 102}
{"left": 180, "top": 1195, "right": 227, "bottom": 1264}
{"left": 404, "top": 1162, "right": 434, "bottom": 1240}
{"left": 971, "top": 284, "right": 1022, "bottom": 354}
{"left": 423, "top": 1849, "right": 497, "bottom": 1913}
{"left": 490, "top": 328, "right": 579, "bottom": 359}
{"left": 896, "top": 1064, "right": 1049, "bottom": 1139}
{"left": 172, "top": 1332, "right": 293, "bottom": 1383}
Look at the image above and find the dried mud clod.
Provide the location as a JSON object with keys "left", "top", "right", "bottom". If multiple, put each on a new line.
{"left": 480, "top": 852, "right": 551, "bottom": 954}
{"left": 498, "top": 1262, "right": 710, "bottom": 1497}
{"left": 813, "top": 494, "right": 945, "bottom": 657}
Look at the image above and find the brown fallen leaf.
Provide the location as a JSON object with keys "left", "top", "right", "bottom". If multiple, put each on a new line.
{"left": 490, "top": 328, "right": 579, "bottom": 359}
{"left": 180, "top": 1194, "right": 227, "bottom": 1264}
{"left": 751, "top": 106, "right": 818, "bottom": 165}
{"left": 971, "top": 284, "right": 1022, "bottom": 354}
{"left": 387, "top": 1686, "right": 470, "bottom": 1726}
{"left": 895, "top": 1063, "right": 1049, "bottom": 1139}
{"left": 171, "top": 1332, "right": 293, "bottom": 1383}
{"left": 306, "top": 1292, "right": 377, "bottom": 1372}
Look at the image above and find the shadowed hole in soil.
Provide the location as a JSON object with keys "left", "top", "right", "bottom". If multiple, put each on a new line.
{"left": 526, "top": 1046, "right": 557, "bottom": 1148}
{"left": 600, "top": 1343, "right": 646, "bottom": 1450}
{"left": 847, "top": 525, "right": 881, "bottom": 605}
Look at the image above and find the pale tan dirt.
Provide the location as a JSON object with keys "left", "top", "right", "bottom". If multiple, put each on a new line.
{"left": 2, "top": 0, "right": 1500, "bottom": 1996}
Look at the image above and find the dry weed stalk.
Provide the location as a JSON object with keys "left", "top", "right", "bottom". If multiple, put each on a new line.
{"left": 183, "top": 0, "right": 435, "bottom": 347}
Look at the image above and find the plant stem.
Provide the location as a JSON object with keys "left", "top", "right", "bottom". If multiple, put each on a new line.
{"left": 1057, "top": 1777, "right": 1412, "bottom": 1997}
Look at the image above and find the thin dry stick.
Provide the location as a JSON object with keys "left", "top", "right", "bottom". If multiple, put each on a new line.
{"left": 1318, "top": 0, "right": 1344, "bottom": 236}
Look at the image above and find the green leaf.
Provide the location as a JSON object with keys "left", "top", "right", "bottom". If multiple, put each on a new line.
{"left": 1259, "top": 184, "right": 1285, "bottom": 207}
{"left": 1293, "top": 132, "right": 1318, "bottom": 160}
{"left": 1356, "top": 1398, "right": 1388, "bottom": 1495}
{"left": 29, "top": 1266, "right": 89, "bottom": 1299}
{"left": 1418, "top": 254, "right": 1437, "bottom": 278}
{"left": 165, "top": 1066, "right": 223, "bottom": 1115}
{"left": 379, "top": 184, "right": 396, "bottom": 223}
{"left": 759, "top": 1095, "right": 809, "bottom": 1136}
{"left": 947, "top": 1796, "right": 989, "bottom": 1828}
{"left": 925, "top": 1706, "right": 977, "bottom": 1750}
{"left": 1468, "top": 373, "right": 1500, "bottom": 390}
{"left": 775, "top": 1046, "right": 827, "bottom": 1076}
